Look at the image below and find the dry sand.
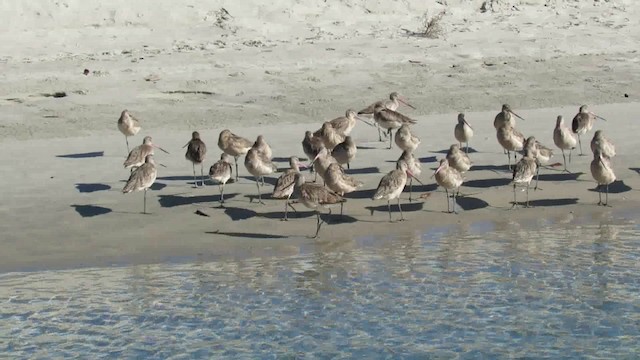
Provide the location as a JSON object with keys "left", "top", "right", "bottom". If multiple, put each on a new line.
{"left": 1, "top": 0, "right": 639, "bottom": 272}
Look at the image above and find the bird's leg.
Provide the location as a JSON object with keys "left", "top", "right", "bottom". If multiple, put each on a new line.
{"left": 507, "top": 150, "right": 511, "bottom": 170}
{"left": 261, "top": 176, "right": 265, "bottom": 187}
{"left": 453, "top": 189, "right": 457, "bottom": 214}
{"left": 282, "top": 199, "right": 288, "bottom": 221}
{"left": 387, "top": 200, "right": 392, "bottom": 222}
{"left": 234, "top": 157, "right": 240, "bottom": 182}
{"left": 125, "top": 136, "right": 130, "bottom": 153}
{"left": 465, "top": 142, "right": 469, "bottom": 154}
{"left": 408, "top": 177, "right": 413, "bottom": 202}
{"left": 340, "top": 202, "right": 344, "bottom": 218}
{"left": 569, "top": 149, "right": 572, "bottom": 163}
{"left": 220, "top": 184, "right": 225, "bottom": 205}
{"left": 534, "top": 165, "right": 541, "bottom": 191}
{"left": 201, "top": 164, "right": 205, "bottom": 187}
{"left": 525, "top": 184, "right": 530, "bottom": 207}
{"left": 388, "top": 129, "right": 393, "bottom": 149}
{"left": 377, "top": 124, "right": 383, "bottom": 142}
{"left": 255, "top": 176, "right": 265, "bottom": 205}
{"left": 578, "top": 135, "right": 584, "bottom": 156}
{"left": 562, "top": 149, "right": 568, "bottom": 172}
{"left": 287, "top": 200, "right": 298, "bottom": 216}
{"left": 597, "top": 185, "right": 602, "bottom": 206}
{"left": 397, "top": 197, "right": 404, "bottom": 221}
{"left": 312, "top": 211, "right": 322, "bottom": 238}
{"left": 445, "top": 188, "right": 450, "bottom": 213}
{"left": 313, "top": 170, "right": 318, "bottom": 183}
{"left": 143, "top": 189, "right": 147, "bottom": 214}
{"left": 347, "top": 162, "right": 350, "bottom": 170}
{"left": 192, "top": 163, "right": 198, "bottom": 188}
{"left": 605, "top": 184, "right": 610, "bottom": 207}
{"left": 511, "top": 183, "right": 518, "bottom": 209}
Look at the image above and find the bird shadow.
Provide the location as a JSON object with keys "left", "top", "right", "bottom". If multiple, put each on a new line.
{"left": 588, "top": 181, "right": 632, "bottom": 194}
{"left": 157, "top": 193, "right": 237, "bottom": 208}
{"left": 71, "top": 204, "right": 112, "bottom": 217}
{"left": 261, "top": 210, "right": 316, "bottom": 220}
{"left": 150, "top": 182, "right": 167, "bottom": 191}
{"left": 206, "top": 230, "right": 288, "bottom": 239}
{"left": 323, "top": 213, "right": 358, "bottom": 224}
{"left": 346, "top": 188, "right": 376, "bottom": 199}
{"left": 629, "top": 168, "right": 640, "bottom": 175}
{"left": 433, "top": 147, "right": 479, "bottom": 154}
{"left": 356, "top": 145, "right": 378, "bottom": 150}
{"left": 223, "top": 206, "right": 258, "bottom": 221}
{"left": 344, "top": 166, "right": 380, "bottom": 175}
{"left": 56, "top": 151, "right": 104, "bottom": 159}
{"left": 245, "top": 193, "right": 274, "bottom": 202}
{"left": 471, "top": 164, "right": 510, "bottom": 172}
{"left": 75, "top": 183, "right": 111, "bottom": 193}
{"left": 465, "top": 178, "right": 511, "bottom": 188}
{"left": 366, "top": 201, "right": 424, "bottom": 215}
{"left": 538, "top": 172, "right": 584, "bottom": 182}
{"left": 156, "top": 175, "right": 199, "bottom": 181}
{"left": 272, "top": 157, "right": 295, "bottom": 163}
{"left": 456, "top": 196, "right": 490, "bottom": 210}
{"left": 241, "top": 176, "right": 278, "bottom": 186}
{"left": 518, "top": 198, "right": 579, "bottom": 207}
{"left": 418, "top": 156, "right": 437, "bottom": 164}
{"left": 409, "top": 183, "right": 439, "bottom": 193}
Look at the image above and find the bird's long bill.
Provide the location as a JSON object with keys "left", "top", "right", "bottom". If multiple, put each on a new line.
{"left": 158, "top": 163, "right": 168, "bottom": 168}
{"left": 182, "top": 142, "right": 189, "bottom": 149}
{"left": 399, "top": 98, "right": 416, "bottom": 110}
{"left": 592, "top": 112, "right": 607, "bottom": 121}
{"left": 407, "top": 171, "right": 424, "bottom": 185}
{"left": 356, "top": 116, "right": 376, "bottom": 127}
{"left": 154, "top": 145, "right": 170, "bottom": 154}
{"left": 434, "top": 163, "right": 445, "bottom": 176}
{"left": 510, "top": 110, "right": 526, "bottom": 121}
{"left": 463, "top": 118, "right": 474, "bottom": 130}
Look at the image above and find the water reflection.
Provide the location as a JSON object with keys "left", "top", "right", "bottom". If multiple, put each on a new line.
{"left": 1, "top": 212, "right": 639, "bottom": 358}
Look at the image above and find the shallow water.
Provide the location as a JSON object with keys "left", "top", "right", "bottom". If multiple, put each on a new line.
{"left": 2, "top": 211, "right": 640, "bottom": 358}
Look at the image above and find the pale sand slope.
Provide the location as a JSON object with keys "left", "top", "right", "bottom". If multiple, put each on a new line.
{"left": 0, "top": 0, "right": 639, "bottom": 271}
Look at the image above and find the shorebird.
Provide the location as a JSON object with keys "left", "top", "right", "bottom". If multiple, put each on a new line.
{"left": 454, "top": 113, "right": 474, "bottom": 153}
{"left": 358, "top": 92, "right": 416, "bottom": 141}
{"left": 244, "top": 147, "right": 277, "bottom": 204}
{"left": 272, "top": 156, "right": 304, "bottom": 221}
{"left": 314, "top": 121, "right": 345, "bottom": 151}
{"left": 433, "top": 158, "right": 464, "bottom": 213}
{"left": 446, "top": 144, "right": 472, "bottom": 173}
{"left": 327, "top": 109, "right": 374, "bottom": 136}
{"left": 523, "top": 136, "right": 552, "bottom": 190}
{"left": 572, "top": 105, "right": 607, "bottom": 155}
{"left": 293, "top": 173, "right": 345, "bottom": 238}
{"left": 122, "top": 154, "right": 157, "bottom": 214}
{"left": 331, "top": 136, "right": 357, "bottom": 169}
{"left": 324, "top": 163, "right": 364, "bottom": 217}
{"left": 590, "top": 149, "right": 616, "bottom": 206}
{"left": 510, "top": 148, "right": 537, "bottom": 209}
{"left": 311, "top": 147, "right": 338, "bottom": 184}
{"left": 553, "top": 115, "right": 577, "bottom": 172}
{"left": 252, "top": 135, "right": 273, "bottom": 186}
{"left": 496, "top": 123, "right": 525, "bottom": 169}
{"left": 184, "top": 131, "right": 207, "bottom": 187}
{"left": 374, "top": 104, "right": 417, "bottom": 149}
{"left": 302, "top": 130, "right": 324, "bottom": 181}
{"left": 494, "top": 104, "right": 525, "bottom": 130}
{"left": 398, "top": 150, "right": 422, "bottom": 201}
{"left": 372, "top": 159, "right": 422, "bottom": 222}
{"left": 218, "top": 129, "right": 253, "bottom": 182}
{"left": 394, "top": 123, "right": 421, "bottom": 152}
{"left": 117, "top": 110, "right": 141, "bottom": 153}
{"left": 209, "top": 153, "right": 233, "bottom": 205}
{"left": 590, "top": 130, "right": 616, "bottom": 159}
{"left": 123, "top": 136, "right": 169, "bottom": 170}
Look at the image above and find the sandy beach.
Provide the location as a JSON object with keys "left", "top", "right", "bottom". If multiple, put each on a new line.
{"left": 1, "top": 0, "right": 639, "bottom": 272}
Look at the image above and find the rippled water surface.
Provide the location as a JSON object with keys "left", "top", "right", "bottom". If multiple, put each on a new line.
{"left": 2, "top": 212, "right": 640, "bottom": 358}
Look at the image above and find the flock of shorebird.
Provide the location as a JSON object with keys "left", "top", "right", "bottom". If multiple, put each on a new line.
{"left": 117, "top": 93, "right": 616, "bottom": 238}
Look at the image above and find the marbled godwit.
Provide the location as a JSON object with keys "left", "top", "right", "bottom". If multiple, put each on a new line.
{"left": 272, "top": 156, "right": 304, "bottom": 221}
{"left": 302, "top": 130, "right": 324, "bottom": 181}
{"left": 311, "top": 147, "right": 338, "bottom": 185}
{"left": 434, "top": 158, "right": 464, "bottom": 213}
{"left": 122, "top": 154, "right": 157, "bottom": 214}
{"left": 494, "top": 104, "right": 525, "bottom": 129}
{"left": 123, "top": 136, "right": 169, "bottom": 170}
{"left": 454, "top": 113, "right": 474, "bottom": 153}
{"left": 331, "top": 136, "right": 357, "bottom": 169}
{"left": 446, "top": 144, "right": 472, "bottom": 173}
{"left": 324, "top": 163, "right": 363, "bottom": 217}
{"left": 253, "top": 135, "right": 273, "bottom": 186}
{"left": 496, "top": 123, "right": 525, "bottom": 169}
{"left": 398, "top": 150, "right": 422, "bottom": 201}
{"left": 395, "top": 123, "right": 421, "bottom": 152}
{"left": 374, "top": 104, "right": 417, "bottom": 149}
{"left": 572, "top": 105, "right": 608, "bottom": 156}
{"left": 244, "top": 147, "right": 277, "bottom": 204}
{"left": 590, "top": 130, "right": 616, "bottom": 159}
{"left": 184, "top": 131, "right": 207, "bottom": 187}
{"left": 209, "top": 153, "right": 233, "bottom": 205}
{"left": 590, "top": 149, "right": 616, "bottom": 206}
{"left": 314, "top": 122, "right": 345, "bottom": 151}
{"left": 293, "top": 173, "right": 345, "bottom": 238}
{"left": 327, "top": 109, "right": 374, "bottom": 136}
{"left": 359, "top": 92, "right": 415, "bottom": 141}
{"left": 523, "top": 136, "right": 552, "bottom": 190}
{"left": 510, "top": 148, "right": 537, "bottom": 209}
{"left": 218, "top": 129, "right": 253, "bottom": 182}
{"left": 117, "top": 110, "right": 141, "bottom": 153}
{"left": 372, "top": 160, "right": 421, "bottom": 222}
{"left": 553, "top": 115, "right": 577, "bottom": 172}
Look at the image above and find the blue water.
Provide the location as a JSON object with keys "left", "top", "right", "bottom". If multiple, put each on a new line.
{"left": 2, "top": 212, "right": 640, "bottom": 358}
